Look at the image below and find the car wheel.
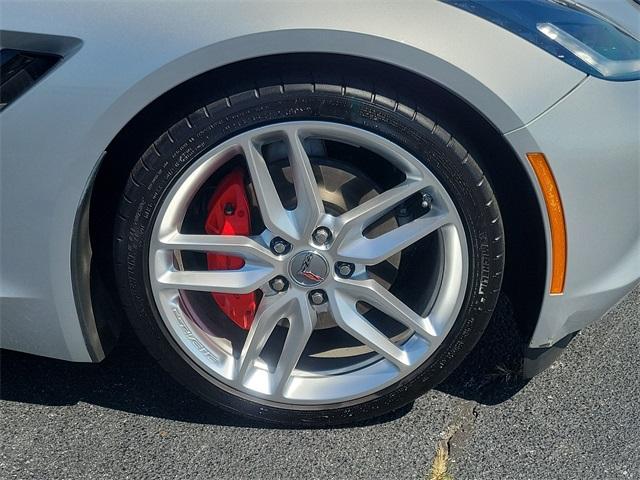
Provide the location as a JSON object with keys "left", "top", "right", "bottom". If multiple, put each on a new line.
{"left": 114, "top": 81, "right": 504, "bottom": 426}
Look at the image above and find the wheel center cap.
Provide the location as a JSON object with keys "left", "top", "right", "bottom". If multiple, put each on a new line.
{"left": 289, "top": 251, "right": 329, "bottom": 287}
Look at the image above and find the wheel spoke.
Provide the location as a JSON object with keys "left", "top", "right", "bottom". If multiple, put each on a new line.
{"left": 336, "top": 278, "right": 437, "bottom": 339}
{"left": 237, "top": 293, "right": 296, "bottom": 382}
{"left": 242, "top": 139, "right": 298, "bottom": 240}
{"left": 334, "top": 179, "right": 424, "bottom": 239}
{"left": 156, "top": 233, "right": 276, "bottom": 265}
{"left": 328, "top": 290, "right": 411, "bottom": 369}
{"left": 337, "top": 207, "right": 453, "bottom": 265}
{"left": 272, "top": 297, "right": 317, "bottom": 395}
{"left": 157, "top": 265, "right": 273, "bottom": 293}
{"left": 284, "top": 127, "right": 325, "bottom": 239}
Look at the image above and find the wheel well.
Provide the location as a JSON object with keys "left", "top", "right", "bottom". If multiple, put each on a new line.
{"left": 89, "top": 53, "right": 546, "bottom": 352}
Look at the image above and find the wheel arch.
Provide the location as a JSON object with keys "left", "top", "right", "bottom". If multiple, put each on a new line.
{"left": 84, "top": 50, "right": 547, "bottom": 362}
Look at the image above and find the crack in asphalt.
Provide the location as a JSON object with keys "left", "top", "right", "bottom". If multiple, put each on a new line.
{"left": 444, "top": 401, "right": 480, "bottom": 458}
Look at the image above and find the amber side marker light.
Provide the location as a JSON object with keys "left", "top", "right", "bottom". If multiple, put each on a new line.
{"left": 526, "top": 152, "right": 567, "bottom": 294}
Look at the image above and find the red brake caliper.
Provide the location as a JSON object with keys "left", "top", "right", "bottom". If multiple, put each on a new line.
{"left": 204, "top": 168, "right": 257, "bottom": 330}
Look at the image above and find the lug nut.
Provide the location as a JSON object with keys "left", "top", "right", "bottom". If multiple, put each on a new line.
{"left": 336, "top": 262, "right": 355, "bottom": 278}
{"left": 270, "top": 237, "right": 291, "bottom": 255}
{"left": 270, "top": 276, "right": 288, "bottom": 292}
{"left": 309, "top": 290, "right": 326, "bottom": 305}
{"left": 312, "top": 227, "right": 332, "bottom": 246}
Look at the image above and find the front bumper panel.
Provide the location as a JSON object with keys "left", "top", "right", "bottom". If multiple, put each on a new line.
{"left": 506, "top": 77, "right": 640, "bottom": 348}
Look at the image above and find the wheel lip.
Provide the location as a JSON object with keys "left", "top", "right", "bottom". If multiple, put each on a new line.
{"left": 147, "top": 120, "right": 469, "bottom": 409}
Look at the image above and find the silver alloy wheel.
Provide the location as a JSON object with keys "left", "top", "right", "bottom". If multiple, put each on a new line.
{"left": 149, "top": 121, "right": 468, "bottom": 407}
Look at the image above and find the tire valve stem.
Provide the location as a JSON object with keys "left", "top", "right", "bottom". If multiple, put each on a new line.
{"left": 421, "top": 192, "right": 433, "bottom": 211}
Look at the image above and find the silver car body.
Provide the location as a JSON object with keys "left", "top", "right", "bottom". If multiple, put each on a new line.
{"left": 0, "top": 0, "right": 638, "bottom": 363}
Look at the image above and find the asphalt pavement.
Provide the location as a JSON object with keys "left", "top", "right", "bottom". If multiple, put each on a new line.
{"left": 1, "top": 287, "right": 638, "bottom": 480}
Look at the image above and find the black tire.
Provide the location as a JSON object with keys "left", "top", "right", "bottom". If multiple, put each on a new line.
{"left": 114, "top": 81, "right": 505, "bottom": 427}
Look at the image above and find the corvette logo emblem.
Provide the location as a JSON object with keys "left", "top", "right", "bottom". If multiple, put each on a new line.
{"left": 289, "top": 251, "right": 329, "bottom": 287}
{"left": 298, "top": 253, "right": 325, "bottom": 282}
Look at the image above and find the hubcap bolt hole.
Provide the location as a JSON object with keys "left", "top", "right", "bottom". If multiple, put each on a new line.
{"left": 335, "top": 262, "right": 355, "bottom": 278}
{"left": 270, "top": 237, "right": 292, "bottom": 255}
{"left": 309, "top": 290, "right": 327, "bottom": 305}
{"left": 270, "top": 276, "right": 289, "bottom": 292}
{"left": 312, "top": 227, "right": 332, "bottom": 246}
